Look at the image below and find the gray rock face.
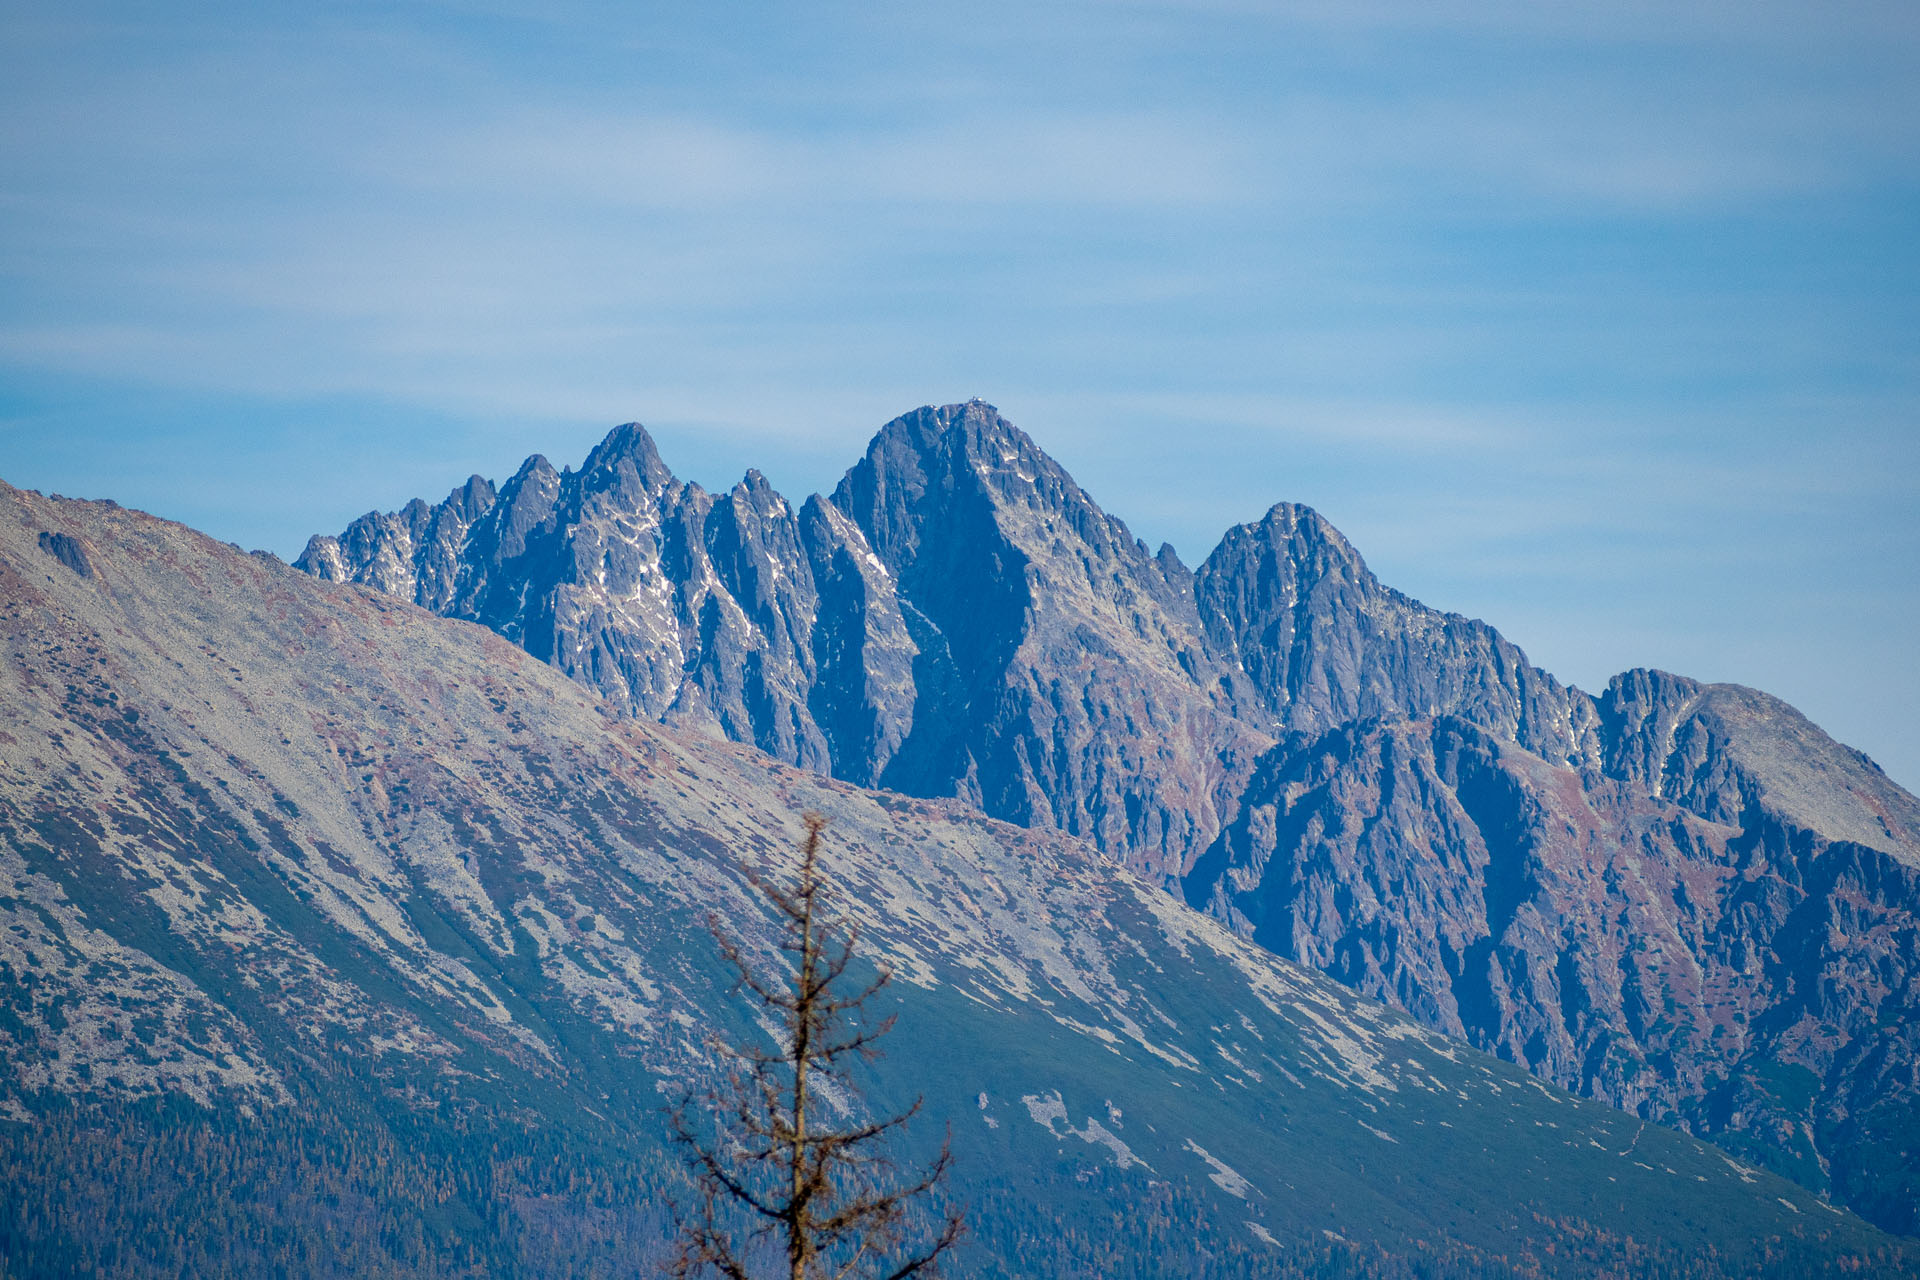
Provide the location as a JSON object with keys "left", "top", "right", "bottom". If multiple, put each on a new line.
{"left": 1191, "top": 718, "right": 1734, "bottom": 1112}
{"left": 829, "top": 402, "right": 1270, "bottom": 880}
{"left": 1183, "top": 714, "right": 1920, "bottom": 1229}
{"left": 1195, "top": 503, "right": 1599, "bottom": 766}
{"left": 1598, "top": 667, "right": 1920, "bottom": 865}
{"left": 297, "top": 474, "right": 494, "bottom": 610}
{"left": 795, "top": 494, "right": 918, "bottom": 787}
{"left": 296, "top": 425, "right": 909, "bottom": 781}
{"left": 36, "top": 530, "right": 94, "bottom": 579}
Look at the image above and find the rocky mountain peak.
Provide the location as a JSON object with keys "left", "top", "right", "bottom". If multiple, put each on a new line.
{"left": 819, "top": 403, "right": 1275, "bottom": 878}
{"left": 508, "top": 451, "right": 557, "bottom": 485}
{"left": 293, "top": 470, "right": 502, "bottom": 609}
{"left": 830, "top": 400, "right": 1134, "bottom": 568}
{"left": 1194, "top": 501, "right": 1367, "bottom": 679}
{"left": 1597, "top": 667, "right": 1708, "bottom": 793}
{"left": 861, "top": 398, "right": 1024, "bottom": 462}
{"left": 578, "top": 421, "right": 676, "bottom": 502}
{"left": 447, "top": 474, "right": 496, "bottom": 522}
{"left": 727, "top": 467, "right": 786, "bottom": 515}
{"left": 467, "top": 452, "right": 563, "bottom": 569}
{"left": 1194, "top": 499, "right": 1599, "bottom": 765}
{"left": 1246, "top": 500, "right": 1363, "bottom": 565}
{"left": 833, "top": 401, "right": 1012, "bottom": 564}
{"left": 1599, "top": 667, "right": 1920, "bottom": 863}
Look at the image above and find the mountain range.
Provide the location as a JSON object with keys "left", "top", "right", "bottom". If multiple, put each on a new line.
{"left": 0, "top": 402, "right": 1913, "bottom": 1275}
{"left": 295, "top": 401, "right": 1920, "bottom": 1237}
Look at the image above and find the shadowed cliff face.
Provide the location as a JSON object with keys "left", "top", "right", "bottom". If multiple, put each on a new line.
{"left": 293, "top": 400, "right": 1920, "bottom": 1232}
{"left": 829, "top": 403, "right": 1271, "bottom": 882}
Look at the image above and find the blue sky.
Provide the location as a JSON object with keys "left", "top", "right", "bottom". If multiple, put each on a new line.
{"left": 3, "top": 0, "right": 1917, "bottom": 788}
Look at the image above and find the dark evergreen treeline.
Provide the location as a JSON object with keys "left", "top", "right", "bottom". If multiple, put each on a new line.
{"left": 5, "top": 1095, "right": 1912, "bottom": 1279}
{"left": 0, "top": 1094, "right": 672, "bottom": 1278}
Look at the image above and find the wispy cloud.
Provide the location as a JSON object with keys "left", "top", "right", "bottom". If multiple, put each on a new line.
{"left": 383, "top": 110, "right": 1254, "bottom": 210}
{"left": 2, "top": 0, "right": 1916, "bottom": 786}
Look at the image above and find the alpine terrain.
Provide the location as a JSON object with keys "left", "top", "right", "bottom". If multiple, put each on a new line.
{"left": 0, "top": 402, "right": 1911, "bottom": 1276}
{"left": 294, "top": 401, "right": 1920, "bottom": 1240}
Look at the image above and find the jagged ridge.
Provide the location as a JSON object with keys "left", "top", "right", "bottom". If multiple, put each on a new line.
{"left": 294, "top": 402, "right": 1920, "bottom": 1232}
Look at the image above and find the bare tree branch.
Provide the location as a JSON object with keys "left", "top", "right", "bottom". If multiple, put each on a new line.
{"left": 666, "top": 813, "right": 964, "bottom": 1280}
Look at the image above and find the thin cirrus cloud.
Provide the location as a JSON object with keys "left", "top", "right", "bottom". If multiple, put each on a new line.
{"left": 0, "top": 0, "right": 1915, "bottom": 787}
{"left": 1126, "top": 0, "right": 1920, "bottom": 51}
{"left": 379, "top": 90, "right": 1899, "bottom": 228}
{"left": 383, "top": 111, "right": 1255, "bottom": 211}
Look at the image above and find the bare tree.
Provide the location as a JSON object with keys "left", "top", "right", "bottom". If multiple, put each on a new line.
{"left": 668, "top": 812, "right": 964, "bottom": 1280}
